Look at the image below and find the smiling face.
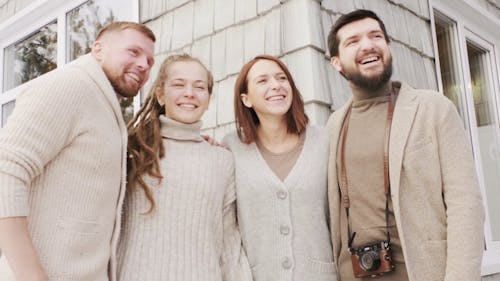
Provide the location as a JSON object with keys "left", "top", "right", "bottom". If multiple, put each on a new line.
{"left": 156, "top": 60, "right": 210, "bottom": 124}
{"left": 331, "top": 17, "right": 392, "bottom": 91}
{"left": 93, "top": 28, "right": 155, "bottom": 98}
{"left": 241, "top": 59, "right": 293, "bottom": 120}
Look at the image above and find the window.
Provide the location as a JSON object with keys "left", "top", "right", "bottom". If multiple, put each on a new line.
{"left": 1, "top": 100, "right": 15, "bottom": 127}
{"left": 433, "top": 0, "right": 500, "bottom": 275}
{"left": 3, "top": 21, "right": 57, "bottom": 92}
{"left": 0, "top": 0, "right": 138, "bottom": 126}
{"left": 434, "top": 14, "right": 467, "bottom": 123}
{"left": 466, "top": 39, "right": 500, "bottom": 243}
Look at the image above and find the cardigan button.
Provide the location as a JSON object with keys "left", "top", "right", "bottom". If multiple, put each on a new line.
{"left": 280, "top": 225, "right": 290, "bottom": 235}
{"left": 277, "top": 190, "right": 287, "bottom": 199}
{"left": 282, "top": 257, "right": 292, "bottom": 269}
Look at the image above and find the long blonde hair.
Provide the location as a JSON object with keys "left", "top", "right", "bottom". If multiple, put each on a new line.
{"left": 127, "top": 54, "right": 213, "bottom": 214}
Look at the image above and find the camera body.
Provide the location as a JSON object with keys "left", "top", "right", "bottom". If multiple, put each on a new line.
{"left": 349, "top": 241, "right": 395, "bottom": 278}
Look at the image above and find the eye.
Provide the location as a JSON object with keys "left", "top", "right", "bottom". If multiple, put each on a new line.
{"left": 257, "top": 78, "right": 267, "bottom": 84}
{"left": 128, "top": 49, "right": 139, "bottom": 56}
{"left": 345, "top": 39, "right": 358, "bottom": 47}
{"left": 277, "top": 75, "right": 288, "bottom": 81}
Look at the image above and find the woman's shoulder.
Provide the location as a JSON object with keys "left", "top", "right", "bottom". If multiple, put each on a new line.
{"left": 305, "top": 124, "right": 329, "bottom": 141}
{"left": 221, "top": 130, "right": 244, "bottom": 151}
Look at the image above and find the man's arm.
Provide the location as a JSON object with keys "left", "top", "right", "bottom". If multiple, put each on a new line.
{"left": 437, "top": 98, "right": 485, "bottom": 281}
{"left": 0, "top": 217, "right": 48, "bottom": 281}
{"left": 0, "top": 69, "right": 84, "bottom": 280}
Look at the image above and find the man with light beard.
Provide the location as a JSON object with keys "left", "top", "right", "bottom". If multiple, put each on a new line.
{"left": 326, "top": 9, "right": 484, "bottom": 281}
{"left": 0, "top": 22, "right": 155, "bottom": 281}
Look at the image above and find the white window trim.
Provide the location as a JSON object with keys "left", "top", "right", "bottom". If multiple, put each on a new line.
{"left": 430, "top": 0, "right": 500, "bottom": 276}
{"left": 0, "top": 0, "right": 140, "bottom": 125}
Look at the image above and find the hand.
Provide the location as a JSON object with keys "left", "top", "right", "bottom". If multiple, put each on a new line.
{"left": 202, "top": 134, "right": 226, "bottom": 148}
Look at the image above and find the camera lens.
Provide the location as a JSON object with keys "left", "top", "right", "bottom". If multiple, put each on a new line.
{"left": 359, "top": 251, "right": 381, "bottom": 272}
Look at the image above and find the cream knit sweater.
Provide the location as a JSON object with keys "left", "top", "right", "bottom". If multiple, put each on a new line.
{"left": 0, "top": 54, "right": 128, "bottom": 281}
{"left": 117, "top": 116, "right": 251, "bottom": 281}
{"left": 223, "top": 126, "right": 337, "bottom": 281}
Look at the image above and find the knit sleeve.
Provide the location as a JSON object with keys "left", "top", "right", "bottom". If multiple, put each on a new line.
{"left": 220, "top": 158, "right": 252, "bottom": 281}
{"left": 0, "top": 70, "right": 83, "bottom": 218}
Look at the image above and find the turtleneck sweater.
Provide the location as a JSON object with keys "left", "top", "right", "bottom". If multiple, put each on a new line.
{"left": 117, "top": 116, "right": 251, "bottom": 281}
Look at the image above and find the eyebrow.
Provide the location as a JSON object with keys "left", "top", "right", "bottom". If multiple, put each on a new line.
{"left": 252, "top": 71, "right": 286, "bottom": 80}
{"left": 170, "top": 78, "right": 207, "bottom": 84}
{"left": 343, "top": 29, "right": 383, "bottom": 43}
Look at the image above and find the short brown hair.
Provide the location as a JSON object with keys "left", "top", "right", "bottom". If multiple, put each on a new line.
{"left": 327, "top": 9, "right": 389, "bottom": 58}
{"left": 96, "top": 21, "right": 156, "bottom": 42}
{"left": 233, "top": 55, "right": 308, "bottom": 144}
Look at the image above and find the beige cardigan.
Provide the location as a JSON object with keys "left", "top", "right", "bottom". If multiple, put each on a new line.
{"left": 223, "top": 126, "right": 337, "bottom": 281}
{"left": 327, "top": 81, "right": 485, "bottom": 281}
{"left": 0, "top": 54, "right": 128, "bottom": 281}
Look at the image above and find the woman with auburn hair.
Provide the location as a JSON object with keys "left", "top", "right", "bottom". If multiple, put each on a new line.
{"left": 223, "top": 55, "right": 337, "bottom": 281}
{"left": 117, "top": 54, "right": 251, "bottom": 281}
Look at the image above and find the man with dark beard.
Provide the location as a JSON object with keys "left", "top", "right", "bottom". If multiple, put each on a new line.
{"left": 0, "top": 22, "right": 155, "bottom": 281}
{"left": 326, "top": 9, "right": 484, "bottom": 281}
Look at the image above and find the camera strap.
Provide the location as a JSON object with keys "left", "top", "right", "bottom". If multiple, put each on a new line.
{"left": 338, "top": 86, "right": 397, "bottom": 249}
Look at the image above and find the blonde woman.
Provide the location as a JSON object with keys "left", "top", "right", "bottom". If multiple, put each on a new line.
{"left": 117, "top": 54, "right": 250, "bottom": 281}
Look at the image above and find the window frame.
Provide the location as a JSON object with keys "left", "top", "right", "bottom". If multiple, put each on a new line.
{"left": 0, "top": 0, "right": 139, "bottom": 125}
{"left": 431, "top": 0, "right": 500, "bottom": 276}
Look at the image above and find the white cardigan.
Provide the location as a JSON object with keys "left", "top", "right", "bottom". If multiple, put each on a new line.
{"left": 223, "top": 126, "right": 337, "bottom": 281}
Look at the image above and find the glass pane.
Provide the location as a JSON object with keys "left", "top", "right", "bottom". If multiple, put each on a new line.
{"left": 2, "top": 100, "right": 16, "bottom": 127}
{"left": 3, "top": 21, "right": 57, "bottom": 92}
{"left": 67, "top": 0, "right": 133, "bottom": 122}
{"left": 467, "top": 41, "right": 500, "bottom": 241}
{"left": 434, "top": 15, "right": 466, "bottom": 120}
{"left": 66, "top": 0, "right": 116, "bottom": 62}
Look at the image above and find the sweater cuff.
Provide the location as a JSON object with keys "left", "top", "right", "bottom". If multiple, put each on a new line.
{"left": 0, "top": 174, "right": 29, "bottom": 218}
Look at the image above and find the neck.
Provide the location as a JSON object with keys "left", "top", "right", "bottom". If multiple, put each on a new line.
{"left": 256, "top": 118, "right": 299, "bottom": 154}
{"left": 350, "top": 80, "right": 392, "bottom": 101}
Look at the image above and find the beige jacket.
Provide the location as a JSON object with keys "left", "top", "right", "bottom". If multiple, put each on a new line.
{"left": 327, "top": 81, "right": 485, "bottom": 281}
{"left": 0, "top": 54, "right": 127, "bottom": 281}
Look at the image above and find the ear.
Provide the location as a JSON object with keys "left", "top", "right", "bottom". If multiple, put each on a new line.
{"left": 155, "top": 87, "right": 165, "bottom": 106}
{"left": 330, "top": 56, "right": 342, "bottom": 73}
{"left": 240, "top": 93, "right": 252, "bottom": 108}
{"left": 91, "top": 40, "right": 103, "bottom": 61}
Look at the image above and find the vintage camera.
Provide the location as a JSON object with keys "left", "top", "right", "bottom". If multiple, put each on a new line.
{"left": 349, "top": 241, "right": 395, "bottom": 278}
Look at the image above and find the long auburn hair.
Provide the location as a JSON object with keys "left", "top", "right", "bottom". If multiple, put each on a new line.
{"left": 127, "top": 53, "right": 213, "bottom": 214}
{"left": 233, "top": 55, "right": 308, "bottom": 144}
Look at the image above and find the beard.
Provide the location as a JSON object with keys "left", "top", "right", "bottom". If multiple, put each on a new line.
{"left": 342, "top": 56, "right": 393, "bottom": 91}
{"left": 103, "top": 67, "right": 142, "bottom": 98}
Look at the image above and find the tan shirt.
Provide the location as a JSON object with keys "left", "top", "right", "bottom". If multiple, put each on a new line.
{"left": 327, "top": 81, "right": 484, "bottom": 281}
{"left": 257, "top": 133, "right": 306, "bottom": 182}
{"left": 336, "top": 95, "right": 408, "bottom": 281}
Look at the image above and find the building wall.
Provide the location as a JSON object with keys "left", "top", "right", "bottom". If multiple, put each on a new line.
{"left": 138, "top": 0, "right": 439, "bottom": 139}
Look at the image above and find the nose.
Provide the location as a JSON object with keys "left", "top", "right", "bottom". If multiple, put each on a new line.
{"left": 136, "top": 55, "right": 150, "bottom": 71}
{"left": 183, "top": 85, "right": 195, "bottom": 98}
{"left": 270, "top": 77, "right": 281, "bottom": 89}
{"left": 359, "top": 36, "right": 376, "bottom": 51}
